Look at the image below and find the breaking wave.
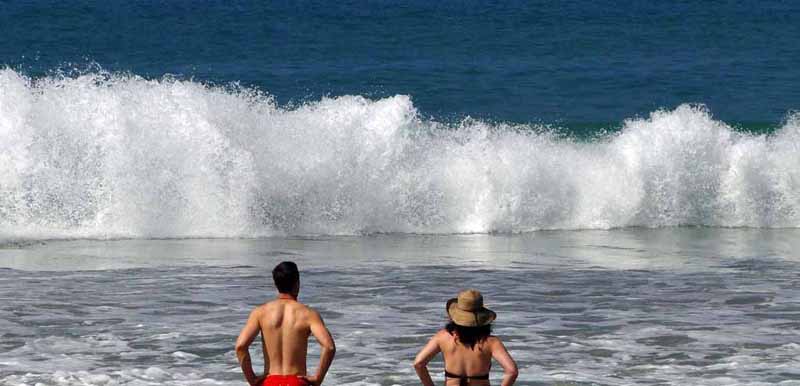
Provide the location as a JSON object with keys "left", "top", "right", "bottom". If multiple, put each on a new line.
{"left": 1, "top": 69, "right": 799, "bottom": 239}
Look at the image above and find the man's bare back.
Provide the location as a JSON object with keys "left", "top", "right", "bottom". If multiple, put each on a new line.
{"left": 258, "top": 298, "right": 329, "bottom": 376}
{"left": 236, "top": 262, "right": 335, "bottom": 386}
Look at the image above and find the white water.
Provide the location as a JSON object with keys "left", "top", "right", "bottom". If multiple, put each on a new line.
{"left": 2, "top": 235, "right": 800, "bottom": 386}
{"left": 2, "top": 69, "right": 799, "bottom": 239}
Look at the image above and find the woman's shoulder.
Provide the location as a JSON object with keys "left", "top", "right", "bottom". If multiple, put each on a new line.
{"left": 432, "top": 329, "right": 455, "bottom": 346}
{"left": 485, "top": 335, "right": 504, "bottom": 346}
{"left": 433, "top": 328, "right": 451, "bottom": 340}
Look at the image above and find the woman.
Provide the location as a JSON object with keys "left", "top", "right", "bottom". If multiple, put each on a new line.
{"left": 413, "top": 289, "right": 518, "bottom": 386}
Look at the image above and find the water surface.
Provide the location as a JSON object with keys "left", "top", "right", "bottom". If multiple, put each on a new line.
{"left": 2, "top": 230, "right": 799, "bottom": 385}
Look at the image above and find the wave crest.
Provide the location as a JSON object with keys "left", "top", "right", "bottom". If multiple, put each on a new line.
{"left": 1, "top": 69, "right": 798, "bottom": 238}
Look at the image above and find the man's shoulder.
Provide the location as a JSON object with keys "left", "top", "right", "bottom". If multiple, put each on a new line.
{"left": 253, "top": 301, "right": 320, "bottom": 328}
{"left": 246, "top": 302, "right": 267, "bottom": 317}
{"left": 263, "top": 300, "right": 318, "bottom": 317}
{"left": 294, "top": 302, "right": 320, "bottom": 318}
{"left": 251, "top": 300, "right": 285, "bottom": 315}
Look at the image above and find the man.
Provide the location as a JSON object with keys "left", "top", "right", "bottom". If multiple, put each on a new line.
{"left": 236, "top": 261, "right": 336, "bottom": 386}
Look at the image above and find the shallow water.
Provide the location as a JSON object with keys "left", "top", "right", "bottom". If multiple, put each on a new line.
{"left": 1, "top": 229, "right": 799, "bottom": 385}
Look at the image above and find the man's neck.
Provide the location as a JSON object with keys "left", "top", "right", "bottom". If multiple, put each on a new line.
{"left": 277, "top": 293, "right": 297, "bottom": 301}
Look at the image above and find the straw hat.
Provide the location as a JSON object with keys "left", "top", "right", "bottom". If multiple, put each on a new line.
{"left": 446, "top": 289, "right": 496, "bottom": 327}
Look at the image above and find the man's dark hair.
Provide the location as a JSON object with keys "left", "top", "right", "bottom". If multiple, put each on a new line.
{"left": 272, "top": 261, "right": 299, "bottom": 293}
{"left": 445, "top": 321, "right": 492, "bottom": 350}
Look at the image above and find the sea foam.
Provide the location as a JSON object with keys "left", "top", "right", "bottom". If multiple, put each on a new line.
{"left": 1, "top": 69, "right": 799, "bottom": 238}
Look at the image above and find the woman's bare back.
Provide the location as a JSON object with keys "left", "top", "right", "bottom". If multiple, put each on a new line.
{"left": 415, "top": 329, "right": 517, "bottom": 386}
{"left": 438, "top": 330, "right": 494, "bottom": 385}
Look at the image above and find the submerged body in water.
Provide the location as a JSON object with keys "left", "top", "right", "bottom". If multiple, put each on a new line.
{"left": 1, "top": 230, "right": 799, "bottom": 385}
{"left": 413, "top": 290, "right": 518, "bottom": 386}
{"left": 234, "top": 262, "right": 336, "bottom": 386}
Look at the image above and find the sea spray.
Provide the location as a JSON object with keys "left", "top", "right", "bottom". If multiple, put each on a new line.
{"left": 1, "top": 69, "right": 799, "bottom": 238}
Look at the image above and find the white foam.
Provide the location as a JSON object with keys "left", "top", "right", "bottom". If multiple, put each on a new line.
{"left": 1, "top": 69, "right": 799, "bottom": 238}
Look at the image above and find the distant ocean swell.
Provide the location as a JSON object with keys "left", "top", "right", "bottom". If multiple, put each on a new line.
{"left": 1, "top": 69, "right": 799, "bottom": 239}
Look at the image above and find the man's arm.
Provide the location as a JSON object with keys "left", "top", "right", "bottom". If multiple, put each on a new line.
{"left": 490, "top": 337, "right": 518, "bottom": 386}
{"left": 412, "top": 331, "right": 442, "bottom": 386}
{"left": 235, "top": 308, "right": 262, "bottom": 386}
{"left": 305, "top": 310, "right": 336, "bottom": 386}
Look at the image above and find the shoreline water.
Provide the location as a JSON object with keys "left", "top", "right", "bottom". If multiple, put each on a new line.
{"left": 1, "top": 231, "right": 799, "bottom": 385}
{"left": 4, "top": 227, "right": 800, "bottom": 271}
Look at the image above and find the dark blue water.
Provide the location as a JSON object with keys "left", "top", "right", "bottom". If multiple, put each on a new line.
{"left": 2, "top": 1, "right": 798, "bottom": 125}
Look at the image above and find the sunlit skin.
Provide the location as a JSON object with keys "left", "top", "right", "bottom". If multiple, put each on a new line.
{"left": 414, "top": 329, "right": 518, "bottom": 386}
{"left": 235, "top": 281, "right": 336, "bottom": 386}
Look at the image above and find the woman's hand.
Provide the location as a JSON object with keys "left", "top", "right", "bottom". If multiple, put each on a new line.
{"left": 413, "top": 331, "right": 443, "bottom": 386}
{"left": 490, "top": 337, "right": 518, "bottom": 386}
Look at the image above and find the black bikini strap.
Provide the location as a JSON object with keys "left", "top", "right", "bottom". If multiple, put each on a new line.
{"left": 445, "top": 370, "right": 490, "bottom": 385}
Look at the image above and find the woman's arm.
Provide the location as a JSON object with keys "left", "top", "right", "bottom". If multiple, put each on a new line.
{"left": 490, "top": 337, "right": 518, "bottom": 386}
{"left": 413, "top": 332, "right": 442, "bottom": 386}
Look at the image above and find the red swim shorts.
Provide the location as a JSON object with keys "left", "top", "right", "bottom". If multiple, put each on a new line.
{"left": 259, "top": 375, "right": 310, "bottom": 386}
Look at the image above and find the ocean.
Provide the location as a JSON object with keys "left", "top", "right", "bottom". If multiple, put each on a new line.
{"left": 1, "top": 1, "right": 799, "bottom": 385}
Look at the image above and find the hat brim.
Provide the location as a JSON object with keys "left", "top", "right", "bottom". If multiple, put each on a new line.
{"left": 447, "top": 298, "right": 496, "bottom": 327}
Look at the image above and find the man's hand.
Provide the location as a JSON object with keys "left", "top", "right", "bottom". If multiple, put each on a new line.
{"left": 308, "top": 310, "right": 335, "bottom": 385}
{"left": 236, "top": 309, "right": 262, "bottom": 386}
{"left": 302, "top": 374, "right": 320, "bottom": 386}
{"left": 251, "top": 374, "right": 266, "bottom": 386}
